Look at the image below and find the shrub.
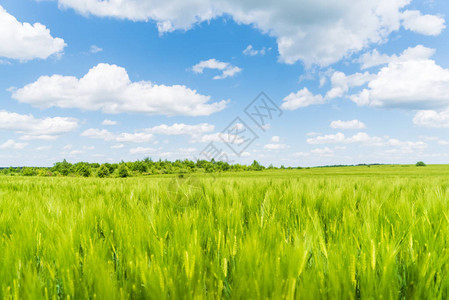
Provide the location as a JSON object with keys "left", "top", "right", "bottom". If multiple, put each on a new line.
{"left": 117, "top": 164, "right": 129, "bottom": 178}
{"left": 22, "top": 167, "right": 36, "bottom": 176}
{"left": 75, "top": 163, "right": 92, "bottom": 177}
{"left": 97, "top": 164, "right": 110, "bottom": 178}
{"left": 416, "top": 161, "right": 426, "bottom": 167}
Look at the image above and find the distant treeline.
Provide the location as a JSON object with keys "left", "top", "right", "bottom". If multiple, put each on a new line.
{"left": 0, "top": 158, "right": 301, "bottom": 178}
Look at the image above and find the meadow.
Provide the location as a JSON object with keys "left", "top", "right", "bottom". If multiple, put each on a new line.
{"left": 1, "top": 165, "right": 449, "bottom": 299}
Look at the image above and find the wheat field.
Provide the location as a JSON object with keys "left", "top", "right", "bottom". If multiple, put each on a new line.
{"left": 1, "top": 165, "right": 448, "bottom": 299}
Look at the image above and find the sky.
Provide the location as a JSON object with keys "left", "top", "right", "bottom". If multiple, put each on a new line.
{"left": 1, "top": 0, "right": 449, "bottom": 167}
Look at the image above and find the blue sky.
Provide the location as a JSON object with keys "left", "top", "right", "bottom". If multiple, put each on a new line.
{"left": 1, "top": 0, "right": 449, "bottom": 167}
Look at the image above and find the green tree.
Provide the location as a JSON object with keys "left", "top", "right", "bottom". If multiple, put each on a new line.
{"left": 416, "top": 161, "right": 426, "bottom": 167}
{"left": 117, "top": 164, "right": 129, "bottom": 178}
{"left": 52, "top": 159, "right": 72, "bottom": 176}
{"left": 97, "top": 164, "right": 110, "bottom": 178}
{"left": 22, "top": 167, "right": 36, "bottom": 176}
{"left": 250, "top": 160, "right": 264, "bottom": 171}
{"left": 75, "top": 163, "right": 91, "bottom": 177}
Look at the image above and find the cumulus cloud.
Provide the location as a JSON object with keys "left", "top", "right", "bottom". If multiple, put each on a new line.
{"left": 351, "top": 46, "right": 449, "bottom": 110}
{"left": 11, "top": 63, "right": 228, "bottom": 116}
{"left": 192, "top": 59, "right": 242, "bottom": 79}
{"left": 116, "top": 132, "right": 154, "bottom": 143}
{"left": 401, "top": 10, "right": 445, "bottom": 36}
{"left": 81, "top": 129, "right": 115, "bottom": 141}
{"left": 0, "top": 5, "right": 66, "bottom": 61}
{"left": 330, "top": 120, "right": 366, "bottom": 130}
{"left": 243, "top": 45, "right": 268, "bottom": 56}
{"left": 281, "top": 88, "right": 325, "bottom": 110}
{"left": 264, "top": 143, "right": 289, "bottom": 150}
{"left": 0, "top": 110, "right": 78, "bottom": 140}
{"left": 89, "top": 45, "right": 103, "bottom": 53}
{"left": 52, "top": 0, "right": 442, "bottom": 66}
{"left": 357, "top": 45, "right": 436, "bottom": 69}
{"left": 81, "top": 128, "right": 153, "bottom": 143}
{"left": 271, "top": 136, "right": 280, "bottom": 143}
{"left": 146, "top": 123, "right": 214, "bottom": 136}
{"left": 102, "top": 119, "right": 117, "bottom": 126}
{"left": 307, "top": 133, "right": 345, "bottom": 145}
{"left": 283, "top": 46, "right": 444, "bottom": 112}
{"left": 111, "top": 144, "right": 125, "bottom": 149}
{"left": 310, "top": 147, "right": 334, "bottom": 156}
{"left": 130, "top": 147, "right": 156, "bottom": 155}
{"left": 0, "top": 139, "right": 28, "bottom": 150}
{"left": 413, "top": 110, "right": 449, "bottom": 128}
{"left": 36, "top": 145, "right": 53, "bottom": 151}
{"left": 82, "top": 123, "right": 216, "bottom": 145}
{"left": 307, "top": 132, "right": 426, "bottom": 150}
{"left": 197, "top": 133, "right": 245, "bottom": 144}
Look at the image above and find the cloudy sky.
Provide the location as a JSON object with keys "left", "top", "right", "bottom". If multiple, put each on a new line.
{"left": 1, "top": 0, "right": 449, "bottom": 167}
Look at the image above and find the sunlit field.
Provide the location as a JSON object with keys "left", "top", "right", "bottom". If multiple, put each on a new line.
{"left": 1, "top": 165, "right": 449, "bottom": 299}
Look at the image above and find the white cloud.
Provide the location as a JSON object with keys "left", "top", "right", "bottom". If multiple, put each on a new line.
{"left": 330, "top": 120, "right": 366, "bottom": 130}
{"left": 198, "top": 133, "right": 245, "bottom": 144}
{"left": 306, "top": 132, "right": 322, "bottom": 136}
{"left": 81, "top": 128, "right": 153, "bottom": 143}
{"left": 68, "top": 150, "right": 84, "bottom": 155}
{"left": 413, "top": 110, "right": 449, "bottom": 128}
{"left": 53, "top": 0, "right": 440, "bottom": 66}
{"left": 401, "top": 10, "right": 445, "bottom": 36}
{"left": 11, "top": 63, "right": 227, "bottom": 116}
{"left": 310, "top": 147, "right": 334, "bottom": 155}
{"left": 326, "top": 71, "right": 375, "bottom": 99}
{"left": 36, "top": 145, "right": 52, "bottom": 151}
{"left": 438, "top": 140, "right": 449, "bottom": 146}
{"left": 83, "top": 123, "right": 216, "bottom": 145}
{"left": 130, "top": 147, "right": 156, "bottom": 154}
{"left": 81, "top": 128, "right": 115, "bottom": 141}
{"left": 347, "top": 46, "right": 449, "bottom": 110}
{"left": 287, "top": 47, "right": 439, "bottom": 111}
{"left": 0, "top": 110, "right": 78, "bottom": 140}
{"left": 0, "top": 139, "right": 28, "bottom": 150}
{"left": 178, "top": 147, "right": 197, "bottom": 153}
{"left": 89, "top": 45, "right": 103, "bottom": 53}
{"left": 292, "top": 147, "right": 334, "bottom": 157}
{"left": 192, "top": 59, "right": 242, "bottom": 79}
{"left": 271, "top": 136, "right": 280, "bottom": 143}
{"left": 264, "top": 143, "right": 289, "bottom": 150}
{"left": 243, "top": 45, "right": 268, "bottom": 56}
{"left": 102, "top": 119, "right": 117, "bottom": 126}
{"left": 307, "top": 133, "right": 345, "bottom": 145}
{"left": 307, "top": 132, "right": 426, "bottom": 150}
{"left": 116, "top": 132, "right": 154, "bottom": 143}
{"left": 241, "top": 151, "right": 251, "bottom": 157}
{"left": 0, "top": 5, "right": 66, "bottom": 61}
{"left": 281, "top": 88, "right": 325, "bottom": 110}
{"left": 146, "top": 123, "right": 214, "bottom": 136}
{"left": 357, "top": 45, "right": 436, "bottom": 69}
{"left": 345, "top": 132, "right": 384, "bottom": 146}
{"left": 111, "top": 144, "right": 125, "bottom": 149}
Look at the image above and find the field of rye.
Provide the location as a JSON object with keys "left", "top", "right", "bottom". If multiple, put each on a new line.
{"left": 1, "top": 165, "right": 449, "bottom": 299}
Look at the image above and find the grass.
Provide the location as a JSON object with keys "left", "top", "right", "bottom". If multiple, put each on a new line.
{"left": 1, "top": 165, "right": 449, "bottom": 299}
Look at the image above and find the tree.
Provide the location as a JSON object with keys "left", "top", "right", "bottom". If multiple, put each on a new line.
{"left": 97, "top": 164, "right": 110, "bottom": 178}
{"left": 250, "top": 160, "right": 263, "bottom": 171}
{"left": 74, "top": 162, "right": 91, "bottom": 177}
{"left": 52, "top": 159, "right": 72, "bottom": 176}
{"left": 117, "top": 164, "right": 129, "bottom": 178}
{"left": 416, "top": 161, "right": 426, "bottom": 167}
{"left": 22, "top": 167, "right": 36, "bottom": 176}
{"left": 131, "top": 160, "right": 148, "bottom": 173}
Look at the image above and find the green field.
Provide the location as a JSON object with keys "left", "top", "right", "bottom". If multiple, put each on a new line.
{"left": 1, "top": 165, "right": 449, "bottom": 299}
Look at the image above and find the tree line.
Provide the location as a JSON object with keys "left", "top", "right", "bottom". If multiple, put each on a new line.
{"left": 1, "top": 158, "right": 299, "bottom": 178}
